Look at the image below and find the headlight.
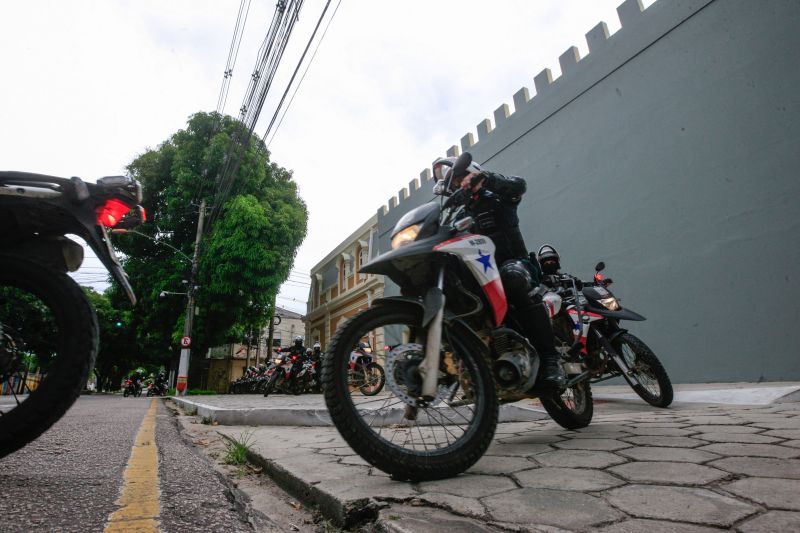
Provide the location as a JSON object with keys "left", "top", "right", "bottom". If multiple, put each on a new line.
{"left": 598, "top": 297, "right": 620, "bottom": 311}
{"left": 391, "top": 224, "right": 420, "bottom": 249}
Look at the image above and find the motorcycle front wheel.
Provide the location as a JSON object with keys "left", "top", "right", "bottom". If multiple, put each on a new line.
{"left": 614, "top": 333, "right": 673, "bottom": 407}
{"left": 358, "top": 362, "right": 385, "bottom": 396}
{"left": 323, "top": 305, "right": 498, "bottom": 481}
{"left": 541, "top": 380, "right": 593, "bottom": 430}
{"left": 0, "top": 255, "right": 98, "bottom": 458}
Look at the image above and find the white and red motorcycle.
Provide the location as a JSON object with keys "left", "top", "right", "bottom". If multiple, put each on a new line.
{"left": 542, "top": 265, "right": 673, "bottom": 408}
{"left": 322, "top": 153, "right": 593, "bottom": 481}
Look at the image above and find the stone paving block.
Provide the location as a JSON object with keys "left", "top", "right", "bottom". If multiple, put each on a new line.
{"left": 782, "top": 440, "right": 800, "bottom": 448}
{"left": 416, "top": 493, "right": 488, "bottom": 519}
{"left": 569, "top": 424, "right": 634, "bottom": 434}
{"left": 314, "top": 474, "right": 417, "bottom": 501}
{"left": 763, "top": 429, "right": 800, "bottom": 439}
{"left": 417, "top": 474, "right": 518, "bottom": 499}
{"left": 483, "top": 488, "right": 621, "bottom": 529}
{"left": 708, "top": 456, "right": 800, "bottom": 479}
{"left": 736, "top": 510, "right": 800, "bottom": 532}
{"left": 617, "top": 446, "right": 721, "bottom": 463}
{"left": 484, "top": 442, "right": 553, "bottom": 457}
{"left": 622, "top": 436, "right": 706, "bottom": 448}
{"left": 594, "top": 518, "right": 722, "bottom": 532}
{"left": 338, "top": 455, "right": 371, "bottom": 467}
{"left": 722, "top": 478, "right": 800, "bottom": 510}
{"left": 497, "top": 433, "right": 565, "bottom": 445}
{"left": 605, "top": 484, "right": 757, "bottom": 527}
{"left": 514, "top": 467, "right": 624, "bottom": 491}
{"left": 535, "top": 449, "right": 626, "bottom": 468}
{"left": 625, "top": 422, "right": 691, "bottom": 428}
{"left": 553, "top": 438, "right": 632, "bottom": 451}
{"left": 608, "top": 461, "right": 729, "bottom": 485}
{"left": 564, "top": 431, "right": 632, "bottom": 439}
{"left": 625, "top": 426, "right": 696, "bottom": 436}
{"left": 468, "top": 455, "right": 538, "bottom": 475}
{"left": 696, "top": 443, "right": 800, "bottom": 459}
{"left": 749, "top": 419, "right": 800, "bottom": 429}
{"left": 317, "top": 446, "right": 358, "bottom": 456}
{"left": 375, "top": 505, "right": 498, "bottom": 533}
{"left": 695, "top": 432, "right": 781, "bottom": 444}
{"left": 683, "top": 416, "right": 748, "bottom": 425}
{"left": 688, "top": 425, "right": 763, "bottom": 434}
{"left": 493, "top": 421, "right": 545, "bottom": 433}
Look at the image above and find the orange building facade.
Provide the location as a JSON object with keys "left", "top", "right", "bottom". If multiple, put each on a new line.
{"left": 305, "top": 215, "right": 383, "bottom": 351}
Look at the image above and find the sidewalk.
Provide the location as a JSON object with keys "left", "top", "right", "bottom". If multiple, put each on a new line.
{"left": 174, "top": 385, "right": 800, "bottom": 531}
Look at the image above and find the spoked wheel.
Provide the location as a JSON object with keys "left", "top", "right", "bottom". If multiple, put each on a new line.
{"left": 322, "top": 305, "right": 498, "bottom": 481}
{"left": 353, "top": 362, "right": 385, "bottom": 396}
{"left": 0, "top": 255, "right": 98, "bottom": 458}
{"left": 614, "top": 333, "right": 673, "bottom": 407}
{"left": 541, "top": 380, "right": 593, "bottom": 430}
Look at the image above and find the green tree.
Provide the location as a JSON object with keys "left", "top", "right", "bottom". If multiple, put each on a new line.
{"left": 111, "top": 112, "right": 307, "bottom": 374}
{"left": 83, "top": 288, "right": 138, "bottom": 391}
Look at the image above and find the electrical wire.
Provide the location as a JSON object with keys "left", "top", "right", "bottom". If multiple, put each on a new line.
{"left": 262, "top": 0, "right": 337, "bottom": 146}
{"left": 216, "top": 0, "right": 253, "bottom": 115}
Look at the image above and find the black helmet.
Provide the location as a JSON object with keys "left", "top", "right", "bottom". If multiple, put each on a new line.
{"left": 537, "top": 244, "right": 561, "bottom": 275}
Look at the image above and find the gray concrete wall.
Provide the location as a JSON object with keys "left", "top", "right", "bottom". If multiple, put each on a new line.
{"left": 374, "top": 0, "right": 800, "bottom": 383}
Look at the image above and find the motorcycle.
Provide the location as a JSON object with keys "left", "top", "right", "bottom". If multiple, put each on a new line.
{"left": 321, "top": 152, "right": 593, "bottom": 481}
{"left": 122, "top": 378, "right": 141, "bottom": 398}
{"left": 347, "top": 343, "right": 385, "bottom": 396}
{"left": 0, "top": 171, "right": 143, "bottom": 458}
{"left": 262, "top": 350, "right": 298, "bottom": 397}
{"left": 146, "top": 380, "right": 169, "bottom": 397}
{"left": 543, "top": 263, "right": 673, "bottom": 408}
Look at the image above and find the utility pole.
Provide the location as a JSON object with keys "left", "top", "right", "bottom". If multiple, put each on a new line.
{"left": 176, "top": 199, "right": 206, "bottom": 395}
{"left": 266, "top": 294, "right": 277, "bottom": 360}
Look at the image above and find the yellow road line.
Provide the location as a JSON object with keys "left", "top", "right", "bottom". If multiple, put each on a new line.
{"left": 104, "top": 398, "right": 161, "bottom": 533}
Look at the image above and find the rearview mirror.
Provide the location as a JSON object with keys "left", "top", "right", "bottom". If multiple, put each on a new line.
{"left": 595, "top": 261, "right": 605, "bottom": 272}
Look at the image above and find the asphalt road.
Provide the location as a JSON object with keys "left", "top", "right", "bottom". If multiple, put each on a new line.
{"left": 0, "top": 395, "right": 253, "bottom": 532}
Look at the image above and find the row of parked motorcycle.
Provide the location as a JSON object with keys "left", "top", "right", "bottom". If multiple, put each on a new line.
{"left": 230, "top": 341, "right": 387, "bottom": 397}
{"left": 122, "top": 373, "right": 169, "bottom": 397}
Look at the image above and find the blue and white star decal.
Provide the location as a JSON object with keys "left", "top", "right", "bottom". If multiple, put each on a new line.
{"left": 476, "top": 250, "right": 493, "bottom": 273}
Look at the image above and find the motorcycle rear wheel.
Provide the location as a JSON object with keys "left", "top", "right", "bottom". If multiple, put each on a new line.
{"left": 323, "top": 305, "right": 498, "bottom": 481}
{"left": 541, "top": 380, "right": 593, "bottom": 430}
{"left": 0, "top": 255, "right": 98, "bottom": 458}
{"left": 614, "top": 333, "right": 673, "bottom": 407}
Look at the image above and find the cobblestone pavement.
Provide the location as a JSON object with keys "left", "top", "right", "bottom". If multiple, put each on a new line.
{"left": 215, "top": 401, "right": 800, "bottom": 531}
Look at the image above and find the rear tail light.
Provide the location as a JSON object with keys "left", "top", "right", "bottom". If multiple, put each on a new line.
{"left": 594, "top": 272, "right": 604, "bottom": 282}
{"left": 96, "top": 198, "right": 131, "bottom": 227}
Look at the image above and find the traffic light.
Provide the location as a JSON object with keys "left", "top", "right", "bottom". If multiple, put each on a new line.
{"left": 114, "top": 319, "right": 123, "bottom": 328}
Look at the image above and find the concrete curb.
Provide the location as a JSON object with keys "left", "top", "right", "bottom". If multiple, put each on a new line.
{"left": 174, "top": 396, "right": 549, "bottom": 427}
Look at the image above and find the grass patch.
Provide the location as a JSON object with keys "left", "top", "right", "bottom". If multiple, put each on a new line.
{"left": 187, "top": 389, "right": 218, "bottom": 395}
{"left": 223, "top": 431, "right": 254, "bottom": 466}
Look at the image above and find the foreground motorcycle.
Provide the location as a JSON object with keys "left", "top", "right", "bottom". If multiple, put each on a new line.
{"left": 0, "top": 171, "right": 143, "bottom": 458}
{"left": 544, "top": 264, "right": 673, "bottom": 407}
{"left": 322, "top": 153, "right": 592, "bottom": 481}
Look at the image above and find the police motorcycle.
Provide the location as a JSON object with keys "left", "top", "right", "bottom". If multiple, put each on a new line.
{"left": 542, "top": 261, "right": 673, "bottom": 408}
{"left": 321, "top": 153, "right": 593, "bottom": 481}
{"left": 0, "top": 171, "right": 144, "bottom": 458}
{"left": 347, "top": 342, "right": 385, "bottom": 396}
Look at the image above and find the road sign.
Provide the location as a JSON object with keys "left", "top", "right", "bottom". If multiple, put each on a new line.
{"left": 180, "top": 336, "right": 191, "bottom": 348}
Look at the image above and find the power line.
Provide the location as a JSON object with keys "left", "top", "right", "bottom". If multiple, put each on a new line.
{"left": 216, "top": 0, "right": 253, "bottom": 115}
{"left": 262, "top": 0, "right": 338, "bottom": 146}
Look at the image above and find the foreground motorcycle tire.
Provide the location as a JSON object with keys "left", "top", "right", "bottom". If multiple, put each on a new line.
{"left": 541, "top": 380, "right": 593, "bottom": 430}
{"left": 0, "top": 256, "right": 98, "bottom": 458}
{"left": 359, "top": 362, "right": 385, "bottom": 396}
{"left": 323, "top": 305, "right": 498, "bottom": 481}
{"left": 614, "top": 333, "right": 673, "bottom": 408}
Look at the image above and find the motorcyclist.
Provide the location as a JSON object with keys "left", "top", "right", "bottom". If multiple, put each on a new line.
{"left": 129, "top": 370, "right": 144, "bottom": 395}
{"left": 432, "top": 155, "right": 565, "bottom": 389}
{"left": 154, "top": 373, "right": 168, "bottom": 395}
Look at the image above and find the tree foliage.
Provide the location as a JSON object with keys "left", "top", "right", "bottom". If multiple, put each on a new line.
{"left": 110, "top": 111, "right": 307, "bottom": 366}
{"left": 83, "top": 288, "right": 137, "bottom": 391}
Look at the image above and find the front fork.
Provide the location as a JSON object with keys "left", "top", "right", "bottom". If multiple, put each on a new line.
{"left": 594, "top": 329, "right": 641, "bottom": 387}
{"left": 418, "top": 267, "right": 445, "bottom": 400}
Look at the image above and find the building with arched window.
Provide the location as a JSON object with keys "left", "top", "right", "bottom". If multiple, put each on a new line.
{"left": 305, "top": 215, "right": 383, "bottom": 350}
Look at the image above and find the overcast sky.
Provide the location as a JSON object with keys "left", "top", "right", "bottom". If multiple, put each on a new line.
{"left": 0, "top": 0, "right": 654, "bottom": 314}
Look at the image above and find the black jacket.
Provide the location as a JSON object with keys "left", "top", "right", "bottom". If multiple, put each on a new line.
{"left": 465, "top": 171, "right": 529, "bottom": 267}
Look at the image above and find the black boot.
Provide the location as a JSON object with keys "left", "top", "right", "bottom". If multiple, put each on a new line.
{"left": 518, "top": 301, "right": 565, "bottom": 390}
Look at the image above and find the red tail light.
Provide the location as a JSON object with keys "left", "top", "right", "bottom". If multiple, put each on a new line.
{"left": 384, "top": 345, "right": 390, "bottom": 351}
{"left": 96, "top": 199, "right": 131, "bottom": 227}
{"left": 292, "top": 355, "right": 297, "bottom": 361}
{"left": 594, "top": 272, "right": 604, "bottom": 282}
